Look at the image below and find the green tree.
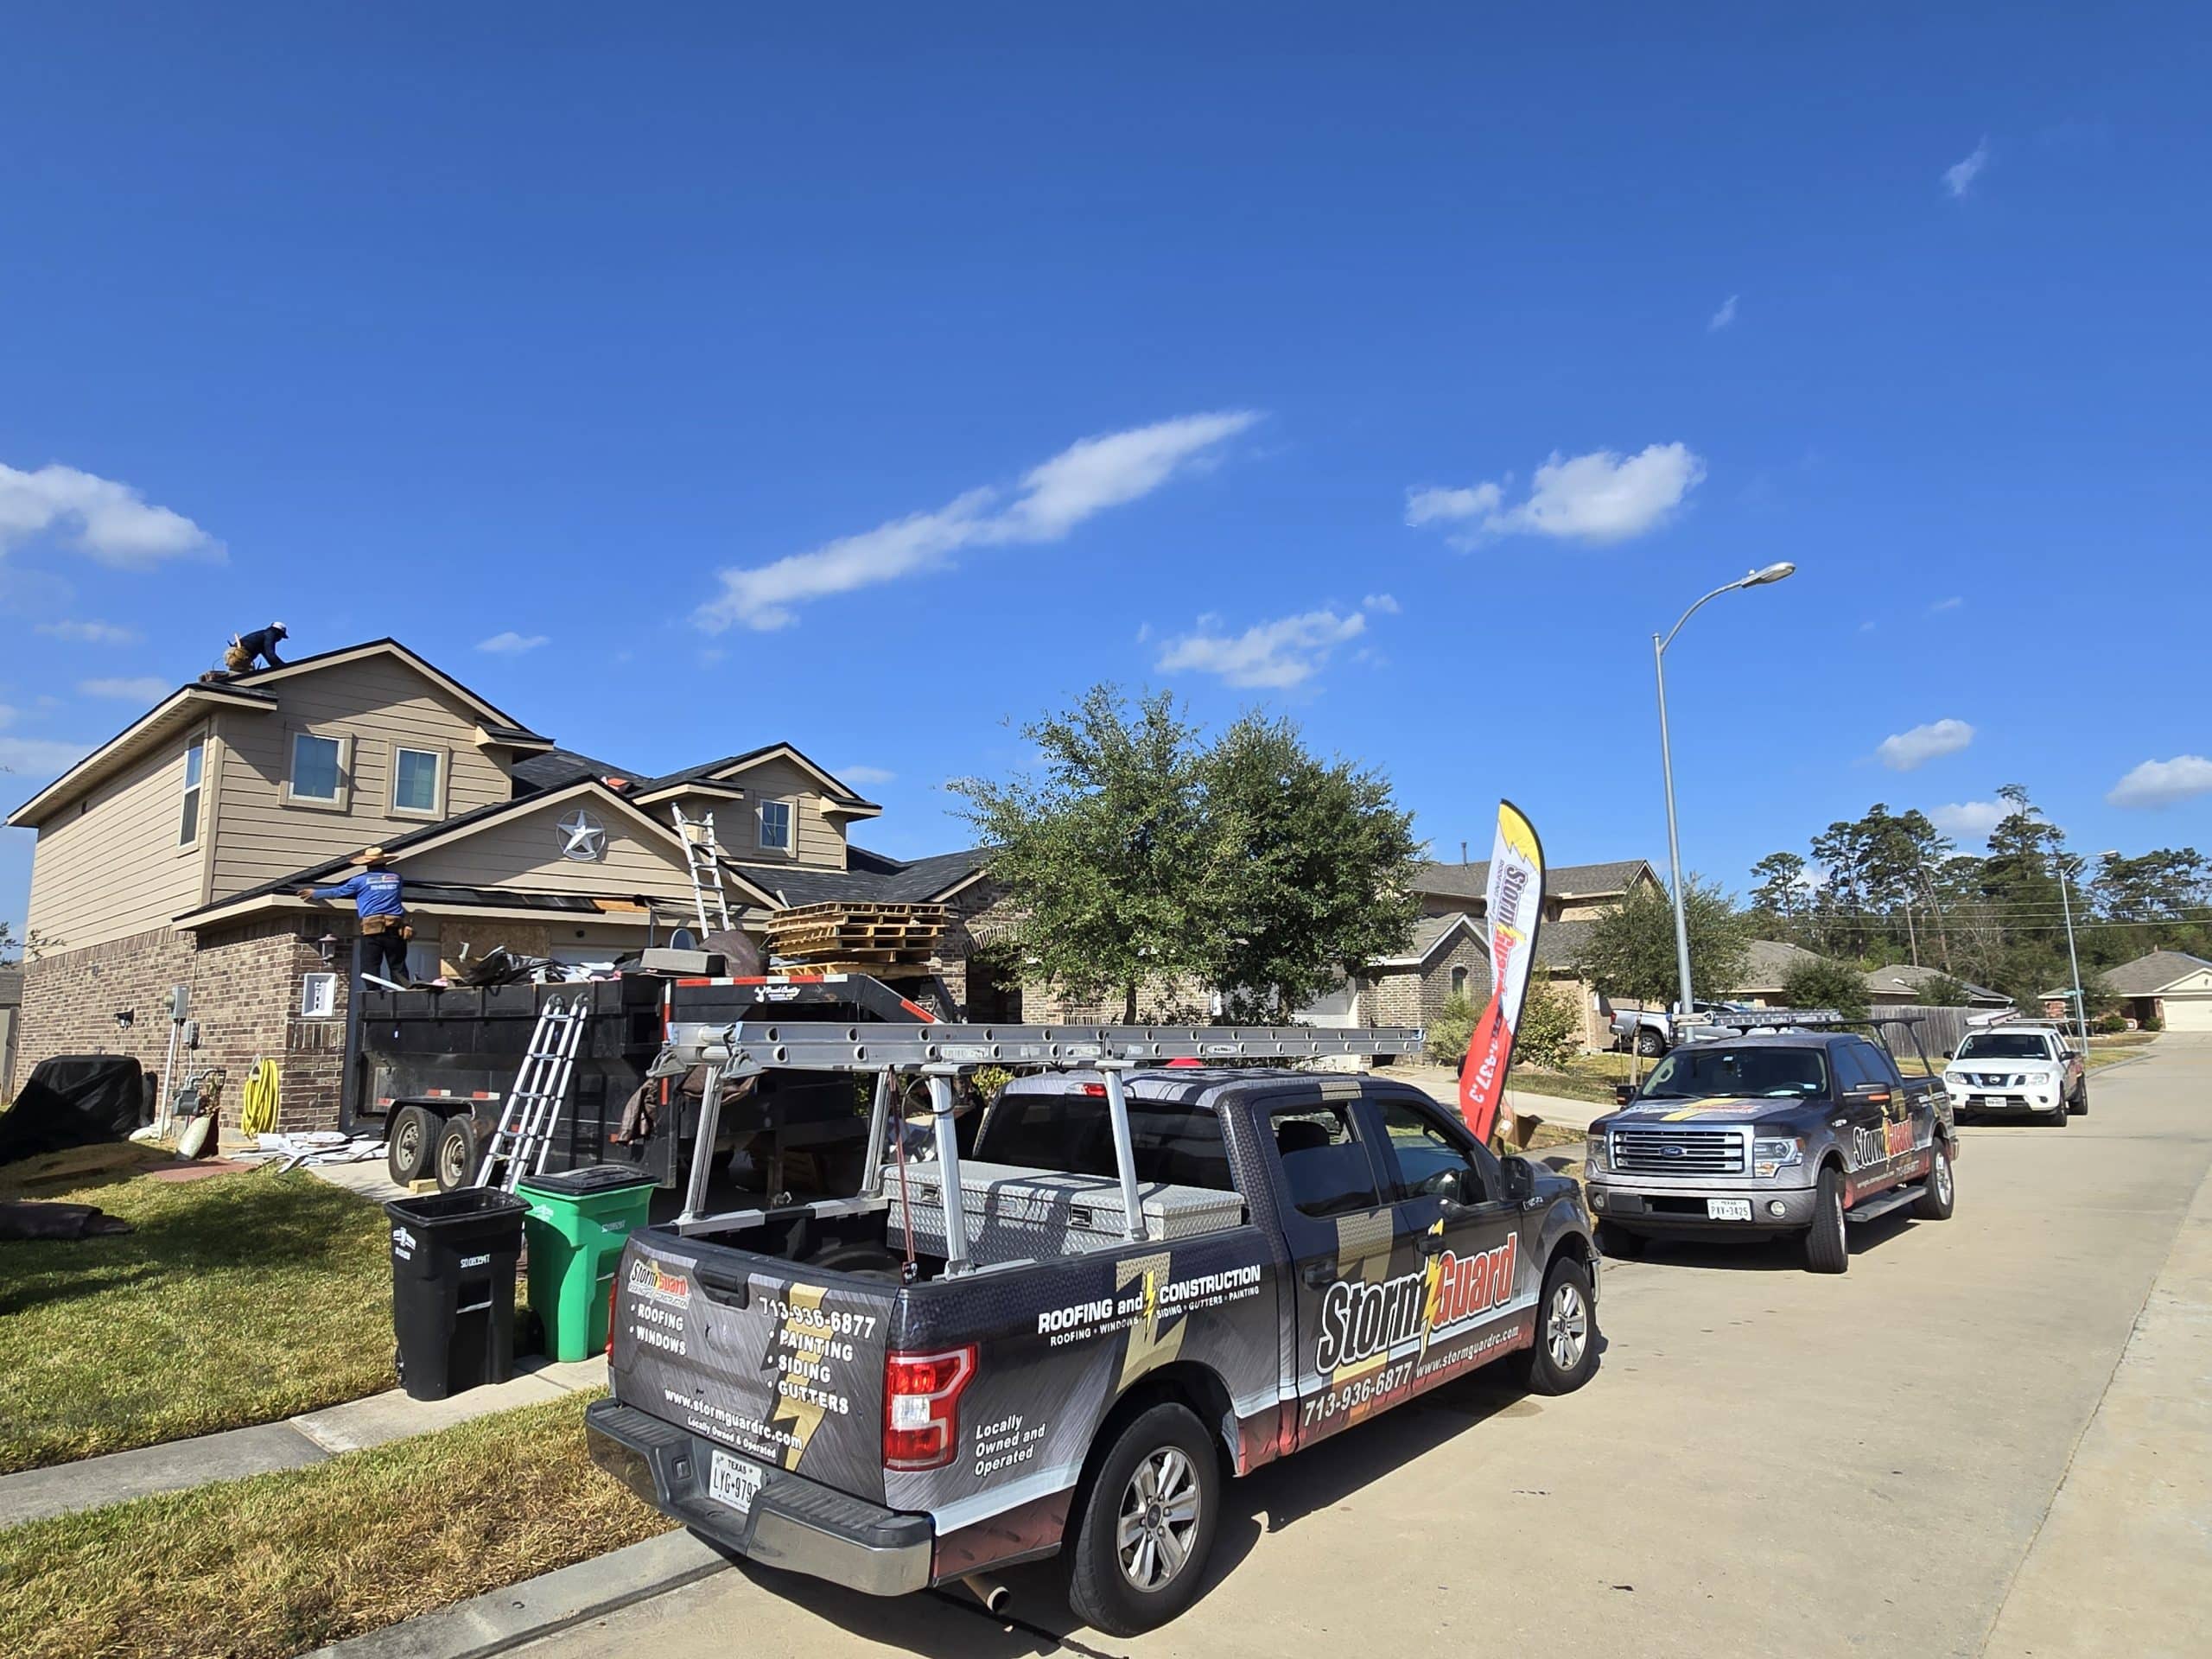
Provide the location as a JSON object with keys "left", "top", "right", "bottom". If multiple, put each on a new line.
{"left": 950, "top": 686, "right": 1224, "bottom": 1022}
{"left": 1748, "top": 851, "right": 1813, "bottom": 941}
{"left": 1512, "top": 982, "right": 1582, "bottom": 1071}
{"left": 1780, "top": 957, "right": 1872, "bottom": 1021}
{"left": 1576, "top": 875, "right": 1751, "bottom": 1009}
{"left": 1200, "top": 714, "right": 1421, "bottom": 1020}
{"left": 1919, "top": 972, "right": 1973, "bottom": 1007}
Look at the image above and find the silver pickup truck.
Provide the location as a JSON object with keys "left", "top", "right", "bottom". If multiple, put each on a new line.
{"left": 1584, "top": 1018, "right": 1956, "bottom": 1274}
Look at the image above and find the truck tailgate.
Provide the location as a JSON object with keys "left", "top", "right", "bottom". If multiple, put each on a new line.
{"left": 610, "top": 1231, "right": 895, "bottom": 1505}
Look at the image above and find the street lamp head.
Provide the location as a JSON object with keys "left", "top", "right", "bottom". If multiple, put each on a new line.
{"left": 1740, "top": 561, "right": 1796, "bottom": 588}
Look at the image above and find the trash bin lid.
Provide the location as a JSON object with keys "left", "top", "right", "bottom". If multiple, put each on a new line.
{"left": 385, "top": 1187, "right": 530, "bottom": 1228}
{"left": 518, "top": 1162, "right": 658, "bottom": 1198}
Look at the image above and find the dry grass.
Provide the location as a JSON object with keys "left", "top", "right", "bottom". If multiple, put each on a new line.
{"left": 0, "top": 1149, "right": 396, "bottom": 1474}
{"left": 0, "top": 1389, "right": 672, "bottom": 1659}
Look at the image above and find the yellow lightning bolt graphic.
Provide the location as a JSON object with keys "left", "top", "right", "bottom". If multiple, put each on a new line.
{"left": 1420, "top": 1218, "right": 1447, "bottom": 1363}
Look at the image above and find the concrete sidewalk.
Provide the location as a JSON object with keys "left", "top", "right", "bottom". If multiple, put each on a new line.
{"left": 1981, "top": 1141, "right": 2212, "bottom": 1656}
{"left": 0, "top": 1355, "right": 607, "bottom": 1529}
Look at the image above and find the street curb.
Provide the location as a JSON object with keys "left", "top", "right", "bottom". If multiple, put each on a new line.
{"left": 306, "top": 1529, "right": 724, "bottom": 1659}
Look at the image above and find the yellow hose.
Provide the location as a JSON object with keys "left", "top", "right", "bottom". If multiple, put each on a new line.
{"left": 239, "top": 1058, "right": 281, "bottom": 1138}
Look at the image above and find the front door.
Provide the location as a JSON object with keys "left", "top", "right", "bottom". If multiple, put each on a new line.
{"left": 1362, "top": 1092, "right": 1535, "bottom": 1385}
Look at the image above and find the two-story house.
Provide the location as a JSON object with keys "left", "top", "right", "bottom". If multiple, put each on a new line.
{"left": 4, "top": 639, "right": 989, "bottom": 1128}
{"left": 1353, "top": 857, "right": 1665, "bottom": 1045}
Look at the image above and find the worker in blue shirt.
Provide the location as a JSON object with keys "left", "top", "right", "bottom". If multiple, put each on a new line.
{"left": 300, "top": 846, "right": 411, "bottom": 983}
{"left": 222, "top": 622, "right": 288, "bottom": 675}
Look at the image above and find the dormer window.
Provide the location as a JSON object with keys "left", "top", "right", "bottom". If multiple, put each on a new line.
{"left": 758, "top": 798, "right": 793, "bottom": 854}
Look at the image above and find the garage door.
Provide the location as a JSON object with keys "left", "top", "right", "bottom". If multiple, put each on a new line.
{"left": 2161, "top": 996, "right": 2212, "bottom": 1032}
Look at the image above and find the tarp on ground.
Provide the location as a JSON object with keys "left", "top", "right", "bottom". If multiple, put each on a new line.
{"left": 0, "top": 1056, "right": 149, "bottom": 1166}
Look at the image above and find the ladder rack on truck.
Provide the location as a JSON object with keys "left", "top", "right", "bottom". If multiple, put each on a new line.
{"left": 657, "top": 1020, "right": 1425, "bottom": 1265}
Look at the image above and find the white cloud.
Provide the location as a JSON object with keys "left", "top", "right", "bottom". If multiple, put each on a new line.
{"left": 0, "top": 462, "right": 225, "bottom": 569}
{"left": 1878, "top": 718, "right": 1975, "bottom": 772}
{"left": 1943, "top": 137, "right": 1991, "bottom": 198}
{"left": 36, "top": 619, "right": 141, "bottom": 645}
{"left": 1406, "top": 443, "right": 1706, "bottom": 548}
{"left": 1708, "top": 294, "right": 1739, "bottom": 332}
{"left": 2107, "top": 755, "right": 2212, "bottom": 810}
{"left": 77, "top": 677, "right": 170, "bottom": 702}
{"left": 696, "top": 411, "right": 1261, "bottom": 632}
{"left": 477, "top": 631, "right": 549, "bottom": 655}
{"left": 1362, "top": 592, "right": 1400, "bottom": 614}
{"left": 1930, "top": 595, "right": 1964, "bottom": 613}
{"left": 1931, "top": 800, "right": 2008, "bottom": 840}
{"left": 0, "top": 735, "right": 94, "bottom": 777}
{"left": 1156, "top": 607, "right": 1370, "bottom": 690}
{"left": 835, "top": 765, "right": 896, "bottom": 786}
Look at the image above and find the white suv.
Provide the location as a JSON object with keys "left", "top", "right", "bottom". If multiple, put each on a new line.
{"left": 1944, "top": 1025, "right": 2088, "bottom": 1125}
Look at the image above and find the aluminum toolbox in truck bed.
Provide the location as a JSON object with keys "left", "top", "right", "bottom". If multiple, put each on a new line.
{"left": 884, "top": 1159, "right": 1246, "bottom": 1263}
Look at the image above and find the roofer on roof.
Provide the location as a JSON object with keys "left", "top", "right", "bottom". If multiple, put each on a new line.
{"left": 300, "top": 847, "right": 411, "bottom": 984}
{"left": 222, "top": 622, "right": 288, "bottom": 675}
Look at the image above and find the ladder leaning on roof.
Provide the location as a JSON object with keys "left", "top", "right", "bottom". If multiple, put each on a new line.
{"left": 659, "top": 1020, "right": 1424, "bottom": 1266}
{"left": 474, "top": 995, "right": 590, "bottom": 1191}
{"left": 670, "top": 804, "right": 734, "bottom": 936}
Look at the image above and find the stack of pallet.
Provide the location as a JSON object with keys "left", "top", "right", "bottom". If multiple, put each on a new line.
{"left": 764, "top": 900, "right": 950, "bottom": 978}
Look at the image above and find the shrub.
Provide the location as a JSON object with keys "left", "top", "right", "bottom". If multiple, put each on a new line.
{"left": 1781, "top": 957, "right": 1872, "bottom": 1023}
{"left": 2143, "top": 1014, "right": 2164, "bottom": 1033}
{"left": 2091, "top": 1012, "right": 2128, "bottom": 1035}
{"left": 1426, "top": 993, "right": 1478, "bottom": 1065}
{"left": 1513, "top": 984, "right": 1583, "bottom": 1071}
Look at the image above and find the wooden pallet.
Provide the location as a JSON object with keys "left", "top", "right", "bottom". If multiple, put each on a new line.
{"left": 774, "top": 945, "right": 936, "bottom": 965}
{"left": 768, "top": 926, "right": 942, "bottom": 955}
{"left": 769, "top": 957, "right": 942, "bottom": 980}
{"left": 769, "top": 901, "right": 950, "bottom": 926}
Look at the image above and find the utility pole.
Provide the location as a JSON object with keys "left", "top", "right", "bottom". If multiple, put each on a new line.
{"left": 2056, "top": 853, "right": 2090, "bottom": 1049}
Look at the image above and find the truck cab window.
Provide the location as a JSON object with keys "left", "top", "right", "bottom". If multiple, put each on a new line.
{"left": 1271, "top": 1104, "right": 1381, "bottom": 1218}
{"left": 1373, "top": 1097, "right": 1490, "bottom": 1203}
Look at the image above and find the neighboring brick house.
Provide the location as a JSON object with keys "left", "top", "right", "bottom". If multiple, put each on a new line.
{"left": 1312, "top": 857, "right": 1662, "bottom": 1047}
{"left": 5, "top": 639, "right": 988, "bottom": 1133}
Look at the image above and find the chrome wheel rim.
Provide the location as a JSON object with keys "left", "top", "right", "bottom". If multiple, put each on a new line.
{"left": 1546, "top": 1281, "right": 1589, "bottom": 1371}
{"left": 1936, "top": 1152, "right": 1953, "bottom": 1205}
{"left": 1116, "top": 1447, "right": 1200, "bottom": 1592}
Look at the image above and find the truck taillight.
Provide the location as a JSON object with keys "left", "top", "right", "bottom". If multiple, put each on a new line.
{"left": 606, "top": 1277, "right": 620, "bottom": 1357}
{"left": 883, "top": 1345, "right": 976, "bottom": 1470}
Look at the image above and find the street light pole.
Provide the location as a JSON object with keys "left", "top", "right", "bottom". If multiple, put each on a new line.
{"left": 1654, "top": 563, "right": 1797, "bottom": 1019}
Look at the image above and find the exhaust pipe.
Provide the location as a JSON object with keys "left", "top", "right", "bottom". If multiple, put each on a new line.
{"left": 961, "top": 1573, "right": 1011, "bottom": 1615}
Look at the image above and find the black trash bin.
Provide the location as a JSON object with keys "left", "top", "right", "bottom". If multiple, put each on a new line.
{"left": 385, "top": 1187, "right": 528, "bottom": 1402}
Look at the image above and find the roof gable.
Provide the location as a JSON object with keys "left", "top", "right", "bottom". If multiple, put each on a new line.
{"left": 229, "top": 639, "right": 549, "bottom": 744}
{"left": 2095, "top": 949, "right": 2212, "bottom": 995}
{"left": 1414, "top": 857, "right": 1657, "bottom": 902}
{"left": 633, "top": 743, "right": 880, "bottom": 811}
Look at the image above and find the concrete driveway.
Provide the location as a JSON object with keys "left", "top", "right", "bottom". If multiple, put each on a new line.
{"left": 515, "top": 1039, "right": 2211, "bottom": 1659}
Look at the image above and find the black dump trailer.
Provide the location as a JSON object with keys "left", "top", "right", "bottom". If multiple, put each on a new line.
{"left": 358, "top": 973, "right": 943, "bottom": 1192}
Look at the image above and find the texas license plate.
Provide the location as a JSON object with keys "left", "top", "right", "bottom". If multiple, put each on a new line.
{"left": 708, "top": 1449, "right": 764, "bottom": 1515}
{"left": 1706, "top": 1198, "right": 1752, "bottom": 1221}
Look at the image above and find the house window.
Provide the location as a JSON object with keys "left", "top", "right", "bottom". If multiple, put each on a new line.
{"left": 392, "top": 747, "right": 441, "bottom": 815}
{"left": 289, "top": 733, "right": 345, "bottom": 802}
{"left": 178, "top": 741, "right": 205, "bottom": 846}
{"left": 1450, "top": 963, "right": 1470, "bottom": 1000}
{"left": 758, "top": 798, "right": 793, "bottom": 854}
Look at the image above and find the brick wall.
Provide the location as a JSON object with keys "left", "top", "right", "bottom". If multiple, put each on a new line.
{"left": 16, "top": 918, "right": 354, "bottom": 1134}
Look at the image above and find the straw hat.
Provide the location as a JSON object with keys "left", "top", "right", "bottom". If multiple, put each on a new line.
{"left": 352, "top": 846, "right": 390, "bottom": 866}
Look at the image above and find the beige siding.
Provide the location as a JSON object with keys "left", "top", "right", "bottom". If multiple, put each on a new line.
{"left": 702, "top": 757, "right": 849, "bottom": 869}
{"left": 396, "top": 798, "right": 700, "bottom": 902}
{"left": 25, "top": 731, "right": 210, "bottom": 950}
{"left": 207, "top": 657, "right": 517, "bottom": 898}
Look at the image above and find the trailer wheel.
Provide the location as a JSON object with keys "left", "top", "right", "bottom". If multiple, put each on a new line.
{"left": 1064, "top": 1402, "right": 1218, "bottom": 1636}
{"left": 385, "top": 1107, "right": 434, "bottom": 1187}
{"left": 434, "top": 1116, "right": 480, "bottom": 1192}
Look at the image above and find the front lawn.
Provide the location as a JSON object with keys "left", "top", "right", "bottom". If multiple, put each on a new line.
{"left": 0, "top": 1148, "right": 396, "bottom": 1474}
{"left": 0, "top": 1389, "right": 671, "bottom": 1659}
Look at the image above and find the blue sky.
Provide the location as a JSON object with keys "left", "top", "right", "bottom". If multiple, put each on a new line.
{"left": 5, "top": 5, "right": 2209, "bottom": 938}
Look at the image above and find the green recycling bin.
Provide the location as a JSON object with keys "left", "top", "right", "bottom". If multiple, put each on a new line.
{"left": 518, "top": 1164, "right": 658, "bottom": 1362}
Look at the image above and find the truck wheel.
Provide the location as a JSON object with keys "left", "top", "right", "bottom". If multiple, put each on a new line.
{"left": 2051, "top": 1096, "right": 2070, "bottom": 1127}
{"left": 1803, "top": 1166, "right": 1849, "bottom": 1274}
{"left": 1064, "top": 1402, "right": 1218, "bottom": 1636}
{"left": 1636, "top": 1028, "right": 1665, "bottom": 1058}
{"left": 434, "top": 1116, "right": 480, "bottom": 1191}
{"left": 1912, "top": 1141, "right": 1955, "bottom": 1220}
{"left": 1594, "top": 1220, "right": 1644, "bottom": 1259}
{"left": 2072, "top": 1084, "right": 2090, "bottom": 1118}
{"left": 1506, "top": 1254, "right": 1599, "bottom": 1395}
{"left": 385, "top": 1107, "right": 434, "bottom": 1187}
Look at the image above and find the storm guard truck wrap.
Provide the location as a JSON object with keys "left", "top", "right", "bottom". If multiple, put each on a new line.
{"left": 588, "top": 1065, "right": 1600, "bottom": 1634}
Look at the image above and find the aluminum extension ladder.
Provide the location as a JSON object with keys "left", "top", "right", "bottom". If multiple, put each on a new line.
{"left": 670, "top": 804, "right": 734, "bottom": 935}
{"left": 474, "top": 995, "right": 589, "bottom": 1191}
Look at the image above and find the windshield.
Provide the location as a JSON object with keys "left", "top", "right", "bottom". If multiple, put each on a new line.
{"left": 1955, "top": 1033, "right": 2052, "bottom": 1062}
{"left": 1641, "top": 1046, "right": 1828, "bottom": 1100}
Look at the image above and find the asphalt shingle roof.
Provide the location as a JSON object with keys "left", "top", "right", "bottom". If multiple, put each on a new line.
{"left": 2093, "top": 950, "right": 2212, "bottom": 996}
{"left": 1414, "top": 857, "right": 1656, "bottom": 903}
{"left": 510, "top": 747, "right": 639, "bottom": 794}
{"left": 730, "top": 846, "right": 994, "bottom": 908}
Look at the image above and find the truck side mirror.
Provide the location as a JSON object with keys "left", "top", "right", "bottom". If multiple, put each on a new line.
{"left": 1613, "top": 1083, "right": 1635, "bottom": 1106}
{"left": 1500, "top": 1156, "right": 1536, "bottom": 1203}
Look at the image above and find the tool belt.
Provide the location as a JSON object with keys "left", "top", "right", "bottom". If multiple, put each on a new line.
{"left": 223, "top": 641, "right": 253, "bottom": 672}
{"left": 361, "top": 915, "right": 413, "bottom": 939}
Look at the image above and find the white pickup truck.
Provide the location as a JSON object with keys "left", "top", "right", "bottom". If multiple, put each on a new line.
{"left": 1942, "top": 1024, "right": 2088, "bottom": 1124}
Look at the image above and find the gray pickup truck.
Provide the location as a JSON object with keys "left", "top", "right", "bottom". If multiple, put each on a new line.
{"left": 588, "top": 1058, "right": 1600, "bottom": 1634}
{"left": 1583, "top": 1020, "right": 1956, "bottom": 1274}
